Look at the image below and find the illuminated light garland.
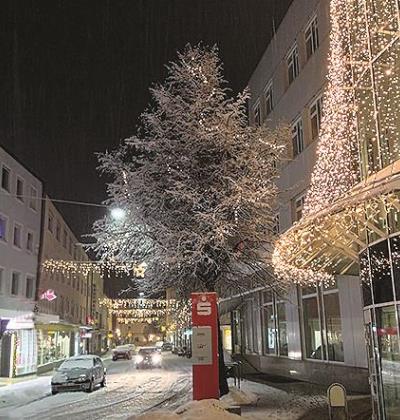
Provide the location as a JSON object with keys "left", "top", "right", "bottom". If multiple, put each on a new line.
{"left": 273, "top": 0, "right": 400, "bottom": 285}
{"left": 42, "top": 259, "right": 147, "bottom": 278}
{"left": 99, "top": 298, "right": 173, "bottom": 309}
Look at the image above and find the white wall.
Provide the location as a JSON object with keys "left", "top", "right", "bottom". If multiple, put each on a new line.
{"left": 0, "top": 146, "right": 43, "bottom": 314}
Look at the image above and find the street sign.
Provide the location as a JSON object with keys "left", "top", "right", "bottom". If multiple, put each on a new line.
{"left": 40, "top": 289, "right": 57, "bottom": 301}
{"left": 191, "top": 292, "right": 219, "bottom": 400}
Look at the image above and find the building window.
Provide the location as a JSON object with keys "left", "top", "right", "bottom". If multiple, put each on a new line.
{"left": 1, "top": 165, "right": 11, "bottom": 192}
{"left": 63, "top": 229, "right": 68, "bottom": 248}
{"left": 273, "top": 213, "right": 280, "bottom": 235}
{"left": 305, "top": 16, "right": 319, "bottom": 59}
{"left": 302, "top": 282, "right": 344, "bottom": 362}
{"left": 310, "top": 96, "right": 323, "bottom": 139}
{"left": 26, "top": 231, "right": 34, "bottom": 252}
{"left": 56, "top": 221, "right": 61, "bottom": 241}
{"left": 26, "top": 276, "right": 34, "bottom": 299}
{"left": 0, "top": 215, "right": 7, "bottom": 241}
{"left": 262, "top": 291, "right": 288, "bottom": 357}
{"left": 292, "top": 117, "right": 304, "bottom": 157}
{"left": 48, "top": 212, "right": 54, "bottom": 233}
{"left": 29, "top": 186, "right": 38, "bottom": 211}
{"left": 287, "top": 44, "right": 299, "bottom": 85}
{"left": 11, "top": 272, "right": 20, "bottom": 295}
{"left": 16, "top": 177, "right": 24, "bottom": 201}
{"left": 264, "top": 81, "right": 273, "bottom": 116}
{"left": 13, "top": 223, "right": 22, "bottom": 248}
{"left": 253, "top": 102, "right": 261, "bottom": 126}
{"left": 294, "top": 195, "right": 306, "bottom": 222}
{"left": 0, "top": 267, "right": 4, "bottom": 294}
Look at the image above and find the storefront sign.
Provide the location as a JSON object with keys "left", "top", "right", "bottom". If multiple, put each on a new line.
{"left": 191, "top": 292, "right": 219, "bottom": 400}
{"left": 40, "top": 289, "right": 57, "bottom": 301}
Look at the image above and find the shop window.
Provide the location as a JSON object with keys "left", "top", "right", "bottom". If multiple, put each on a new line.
{"left": 287, "top": 44, "right": 299, "bottom": 85}
{"left": 371, "top": 240, "right": 393, "bottom": 304}
{"left": 302, "top": 289, "right": 322, "bottom": 359}
{"left": 0, "top": 214, "right": 7, "bottom": 241}
{"left": 302, "top": 282, "right": 344, "bottom": 362}
{"left": 264, "top": 81, "right": 273, "bottom": 116}
{"left": 16, "top": 177, "right": 24, "bottom": 201}
{"left": 1, "top": 166, "right": 10, "bottom": 192}
{"left": 310, "top": 96, "right": 323, "bottom": 139}
{"left": 262, "top": 291, "right": 288, "bottom": 357}
{"left": 29, "top": 186, "right": 38, "bottom": 211}
{"left": 305, "top": 15, "right": 319, "bottom": 60}
{"left": 26, "top": 276, "right": 35, "bottom": 299}
{"left": 292, "top": 117, "right": 304, "bottom": 157}
{"left": 11, "top": 272, "right": 20, "bottom": 295}
{"left": 253, "top": 102, "right": 261, "bottom": 126}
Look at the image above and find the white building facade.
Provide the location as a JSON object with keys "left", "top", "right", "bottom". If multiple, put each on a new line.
{"left": 220, "top": 0, "right": 369, "bottom": 393}
{"left": 0, "top": 145, "right": 43, "bottom": 377}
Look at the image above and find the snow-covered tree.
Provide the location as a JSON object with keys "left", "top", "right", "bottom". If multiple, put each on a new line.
{"left": 92, "top": 44, "right": 288, "bottom": 297}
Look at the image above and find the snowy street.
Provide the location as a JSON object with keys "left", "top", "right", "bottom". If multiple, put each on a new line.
{"left": 0, "top": 353, "right": 193, "bottom": 420}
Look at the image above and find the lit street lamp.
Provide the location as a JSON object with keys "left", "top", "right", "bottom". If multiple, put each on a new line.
{"left": 110, "top": 207, "right": 126, "bottom": 221}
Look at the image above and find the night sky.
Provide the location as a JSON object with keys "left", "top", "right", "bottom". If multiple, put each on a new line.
{"left": 0, "top": 0, "right": 292, "bottom": 239}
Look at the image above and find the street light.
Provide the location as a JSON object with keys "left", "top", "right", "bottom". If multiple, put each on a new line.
{"left": 110, "top": 207, "right": 126, "bottom": 221}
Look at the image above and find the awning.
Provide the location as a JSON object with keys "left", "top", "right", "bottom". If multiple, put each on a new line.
{"left": 273, "top": 162, "right": 400, "bottom": 285}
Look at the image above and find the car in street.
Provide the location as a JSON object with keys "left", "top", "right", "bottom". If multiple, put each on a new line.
{"left": 161, "top": 342, "right": 173, "bottom": 351}
{"left": 51, "top": 355, "right": 106, "bottom": 394}
{"left": 136, "top": 347, "right": 162, "bottom": 369}
{"left": 112, "top": 345, "right": 133, "bottom": 361}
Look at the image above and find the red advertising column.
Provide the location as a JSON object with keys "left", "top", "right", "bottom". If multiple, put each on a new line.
{"left": 191, "top": 292, "right": 219, "bottom": 400}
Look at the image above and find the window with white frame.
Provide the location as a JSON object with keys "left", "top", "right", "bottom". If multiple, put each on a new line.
{"left": 0, "top": 214, "right": 7, "bottom": 241}
{"left": 310, "top": 96, "right": 323, "bottom": 139}
{"left": 26, "top": 231, "right": 34, "bottom": 252}
{"left": 294, "top": 194, "right": 305, "bottom": 222}
{"left": 29, "top": 186, "right": 38, "bottom": 210}
{"left": 16, "top": 177, "right": 24, "bottom": 201}
{"left": 26, "top": 276, "right": 35, "bottom": 299}
{"left": 13, "top": 223, "right": 22, "bottom": 248}
{"left": 305, "top": 16, "right": 319, "bottom": 59}
{"left": 253, "top": 101, "right": 261, "bottom": 126}
{"left": 292, "top": 117, "right": 304, "bottom": 157}
{"left": 1, "top": 165, "right": 10, "bottom": 192}
{"left": 11, "top": 271, "right": 20, "bottom": 295}
{"left": 287, "top": 44, "right": 299, "bottom": 84}
{"left": 301, "top": 281, "right": 344, "bottom": 362}
{"left": 264, "top": 81, "right": 273, "bottom": 116}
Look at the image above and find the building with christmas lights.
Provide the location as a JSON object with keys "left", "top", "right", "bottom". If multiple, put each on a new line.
{"left": 223, "top": 0, "right": 400, "bottom": 418}
{"left": 36, "top": 197, "right": 109, "bottom": 371}
{"left": 0, "top": 145, "right": 43, "bottom": 377}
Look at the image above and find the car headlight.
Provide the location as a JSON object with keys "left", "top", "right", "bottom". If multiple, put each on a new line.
{"left": 78, "top": 374, "right": 88, "bottom": 382}
{"left": 152, "top": 354, "right": 162, "bottom": 363}
{"left": 136, "top": 355, "right": 144, "bottom": 363}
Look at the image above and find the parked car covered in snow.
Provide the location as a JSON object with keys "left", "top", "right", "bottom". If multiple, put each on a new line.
{"left": 51, "top": 355, "right": 106, "bottom": 394}
{"left": 112, "top": 345, "right": 133, "bottom": 361}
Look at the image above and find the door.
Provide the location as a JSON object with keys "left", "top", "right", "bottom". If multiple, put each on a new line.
{"left": 364, "top": 308, "right": 383, "bottom": 420}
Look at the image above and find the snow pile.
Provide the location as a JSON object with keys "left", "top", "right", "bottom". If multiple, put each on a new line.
{"left": 133, "top": 399, "right": 240, "bottom": 420}
{"left": 0, "top": 377, "right": 51, "bottom": 410}
{"left": 221, "top": 387, "right": 259, "bottom": 406}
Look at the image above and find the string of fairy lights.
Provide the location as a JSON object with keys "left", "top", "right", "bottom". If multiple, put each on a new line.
{"left": 99, "top": 298, "right": 191, "bottom": 327}
{"left": 273, "top": 0, "right": 400, "bottom": 285}
{"left": 42, "top": 259, "right": 147, "bottom": 278}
